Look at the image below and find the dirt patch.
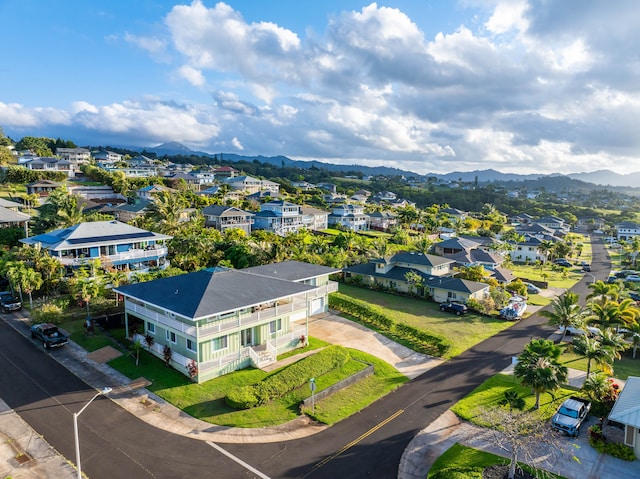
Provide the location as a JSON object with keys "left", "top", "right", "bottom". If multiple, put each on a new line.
{"left": 86, "top": 345, "right": 123, "bottom": 363}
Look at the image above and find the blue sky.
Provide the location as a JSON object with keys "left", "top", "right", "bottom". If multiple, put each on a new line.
{"left": 2, "top": 1, "right": 639, "bottom": 175}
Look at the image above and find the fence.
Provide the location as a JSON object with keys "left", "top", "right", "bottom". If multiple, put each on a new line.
{"left": 300, "top": 363, "right": 374, "bottom": 411}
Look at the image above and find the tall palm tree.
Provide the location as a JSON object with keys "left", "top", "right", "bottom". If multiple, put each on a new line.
{"left": 572, "top": 335, "right": 614, "bottom": 377}
{"left": 587, "top": 280, "right": 620, "bottom": 305}
{"left": 626, "top": 322, "right": 640, "bottom": 359}
{"left": 514, "top": 339, "right": 568, "bottom": 409}
{"left": 540, "top": 292, "right": 583, "bottom": 343}
{"left": 598, "top": 328, "right": 629, "bottom": 361}
{"left": 147, "top": 190, "right": 188, "bottom": 235}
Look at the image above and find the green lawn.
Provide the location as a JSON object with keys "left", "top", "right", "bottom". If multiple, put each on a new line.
{"left": 428, "top": 443, "right": 566, "bottom": 479}
{"left": 450, "top": 374, "right": 577, "bottom": 426}
{"left": 338, "top": 284, "right": 515, "bottom": 358}
{"left": 558, "top": 342, "right": 640, "bottom": 381}
{"left": 108, "top": 344, "right": 407, "bottom": 427}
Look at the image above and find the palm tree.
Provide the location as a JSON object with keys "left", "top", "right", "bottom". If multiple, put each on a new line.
{"left": 626, "top": 322, "right": 640, "bottom": 359}
{"left": 499, "top": 390, "right": 526, "bottom": 412}
{"left": 540, "top": 292, "right": 583, "bottom": 343}
{"left": 598, "top": 328, "right": 629, "bottom": 361}
{"left": 572, "top": 335, "right": 614, "bottom": 377}
{"left": 147, "top": 190, "right": 188, "bottom": 235}
{"left": 514, "top": 339, "right": 568, "bottom": 409}
{"left": 587, "top": 280, "right": 620, "bottom": 305}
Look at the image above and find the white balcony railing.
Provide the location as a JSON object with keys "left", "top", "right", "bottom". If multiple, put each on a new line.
{"left": 59, "top": 246, "right": 168, "bottom": 266}
{"left": 128, "top": 303, "right": 197, "bottom": 336}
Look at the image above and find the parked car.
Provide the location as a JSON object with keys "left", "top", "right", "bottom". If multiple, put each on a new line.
{"left": 0, "top": 291, "right": 22, "bottom": 313}
{"left": 439, "top": 302, "right": 468, "bottom": 316}
{"left": 628, "top": 292, "right": 640, "bottom": 302}
{"left": 525, "top": 283, "right": 541, "bottom": 294}
{"left": 551, "top": 396, "right": 591, "bottom": 437}
{"left": 559, "top": 325, "right": 600, "bottom": 337}
{"left": 625, "top": 275, "right": 640, "bottom": 282}
{"left": 30, "top": 323, "right": 68, "bottom": 349}
{"left": 554, "top": 258, "right": 572, "bottom": 268}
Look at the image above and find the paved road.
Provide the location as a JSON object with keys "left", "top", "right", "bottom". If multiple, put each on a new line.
{"left": 0, "top": 235, "right": 610, "bottom": 479}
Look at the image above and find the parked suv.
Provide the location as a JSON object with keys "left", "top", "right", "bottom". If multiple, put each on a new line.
{"left": 554, "top": 259, "right": 572, "bottom": 268}
{"left": 439, "top": 302, "right": 468, "bottom": 315}
{"left": 0, "top": 291, "right": 21, "bottom": 313}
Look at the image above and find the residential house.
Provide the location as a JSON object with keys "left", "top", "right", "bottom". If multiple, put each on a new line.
{"left": 67, "top": 185, "right": 124, "bottom": 201}
{"left": 328, "top": 204, "right": 369, "bottom": 231}
{"left": 55, "top": 147, "right": 91, "bottom": 164}
{"left": 368, "top": 211, "right": 397, "bottom": 232}
{"left": 26, "top": 180, "right": 65, "bottom": 197}
{"left": 260, "top": 179, "right": 280, "bottom": 195}
{"left": 509, "top": 235, "right": 548, "bottom": 264}
{"left": 608, "top": 376, "right": 640, "bottom": 459}
{"left": 323, "top": 193, "right": 348, "bottom": 205}
{"left": 440, "top": 207, "right": 468, "bottom": 221}
{"left": 25, "top": 157, "right": 76, "bottom": 178}
{"left": 291, "top": 181, "right": 316, "bottom": 191}
{"left": 253, "top": 200, "right": 304, "bottom": 236}
{"left": 373, "top": 191, "right": 397, "bottom": 202}
{"left": 111, "top": 200, "right": 152, "bottom": 222}
{"left": 246, "top": 190, "right": 277, "bottom": 202}
{"left": 434, "top": 236, "right": 504, "bottom": 270}
{"left": 115, "top": 260, "right": 340, "bottom": 382}
{"left": 300, "top": 206, "right": 329, "bottom": 231}
{"left": 93, "top": 150, "right": 123, "bottom": 165}
{"left": 197, "top": 185, "right": 223, "bottom": 198}
{"left": 202, "top": 205, "right": 254, "bottom": 235}
{"left": 512, "top": 213, "right": 534, "bottom": 226}
{"left": 576, "top": 216, "right": 606, "bottom": 232}
{"left": 0, "top": 198, "right": 26, "bottom": 212}
{"left": 165, "top": 172, "right": 201, "bottom": 190}
{"left": 225, "top": 175, "right": 262, "bottom": 195}
{"left": 616, "top": 222, "right": 640, "bottom": 241}
{"left": 20, "top": 221, "right": 172, "bottom": 273}
{"left": 534, "top": 215, "right": 570, "bottom": 232}
{"left": 343, "top": 252, "right": 489, "bottom": 303}
{"left": 136, "top": 185, "right": 176, "bottom": 201}
{"left": 212, "top": 165, "right": 238, "bottom": 179}
{"left": 0, "top": 207, "right": 31, "bottom": 232}
{"left": 316, "top": 183, "right": 337, "bottom": 194}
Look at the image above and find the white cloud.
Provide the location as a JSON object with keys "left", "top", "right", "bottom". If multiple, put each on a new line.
{"left": 231, "top": 137, "right": 244, "bottom": 150}
{"left": 177, "top": 65, "right": 206, "bottom": 87}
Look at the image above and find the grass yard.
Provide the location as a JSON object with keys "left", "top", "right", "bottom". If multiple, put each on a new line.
{"left": 108, "top": 344, "right": 407, "bottom": 427}
{"left": 338, "top": 283, "right": 515, "bottom": 358}
{"left": 450, "top": 374, "right": 578, "bottom": 426}
{"left": 427, "top": 443, "right": 566, "bottom": 479}
{"left": 557, "top": 342, "right": 640, "bottom": 381}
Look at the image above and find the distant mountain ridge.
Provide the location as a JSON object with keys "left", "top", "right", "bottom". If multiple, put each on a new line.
{"left": 145, "top": 142, "right": 639, "bottom": 188}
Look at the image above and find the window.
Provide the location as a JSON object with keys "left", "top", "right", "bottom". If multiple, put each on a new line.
{"left": 166, "top": 330, "right": 176, "bottom": 343}
{"left": 147, "top": 322, "right": 155, "bottom": 334}
{"left": 212, "top": 335, "right": 228, "bottom": 351}
{"left": 186, "top": 338, "right": 196, "bottom": 352}
{"left": 447, "top": 292, "right": 457, "bottom": 299}
{"left": 269, "top": 319, "right": 282, "bottom": 334}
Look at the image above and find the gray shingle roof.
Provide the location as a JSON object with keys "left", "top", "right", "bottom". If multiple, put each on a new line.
{"left": 115, "top": 268, "right": 316, "bottom": 319}
{"left": 243, "top": 260, "right": 341, "bottom": 282}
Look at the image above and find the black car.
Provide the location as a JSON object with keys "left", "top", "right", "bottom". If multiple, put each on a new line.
{"left": 581, "top": 264, "right": 591, "bottom": 272}
{"left": 554, "top": 259, "right": 572, "bottom": 268}
{"left": 30, "top": 323, "right": 68, "bottom": 349}
{"left": 0, "top": 291, "right": 21, "bottom": 312}
{"left": 439, "top": 302, "right": 468, "bottom": 315}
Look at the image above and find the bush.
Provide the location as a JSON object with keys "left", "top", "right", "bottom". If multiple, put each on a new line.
{"left": 589, "top": 433, "right": 636, "bottom": 461}
{"left": 30, "top": 302, "right": 64, "bottom": 325}
{"left": 225, "top": 346, "right": 351, "bottom": 409}
{"left": 329, "top": 293, "right": 451, "bottom": 356}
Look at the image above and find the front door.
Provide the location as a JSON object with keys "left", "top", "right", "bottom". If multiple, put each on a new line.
{"left": 241, "top": 327, "right": 255, "bottom": 347}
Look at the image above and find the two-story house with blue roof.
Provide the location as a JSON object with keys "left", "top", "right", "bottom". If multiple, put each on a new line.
{"left": 253, "top": 200, "right": 305, "bottom": 236}
{"left": 20, "top": 221, "right": 172, "bottom": 274}
{"left": 115, "top": 261, "right": 340, "bottom": 382}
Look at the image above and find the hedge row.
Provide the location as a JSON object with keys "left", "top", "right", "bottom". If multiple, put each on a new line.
{"left": 226, "top": 346, "right": 350, "bottom": 409}
{"left": 329, "top": 293, "right": 451, "bottom": 357}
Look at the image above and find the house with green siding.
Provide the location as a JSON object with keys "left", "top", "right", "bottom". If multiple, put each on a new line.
{"left": 115, "top": 261, "right": 340, "bottom": 382}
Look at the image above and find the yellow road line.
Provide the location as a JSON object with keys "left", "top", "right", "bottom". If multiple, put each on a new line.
{"left": 305, "top": 409, "right": 404, "bottom": 476}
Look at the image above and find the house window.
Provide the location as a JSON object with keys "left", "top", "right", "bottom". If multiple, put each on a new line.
{"left": 186, "top": 338, "right": 196, "bottom": 352}
{"left": 147, "top": 322, "right": 155, "bottom": 334}
{"left": 269, "top": 319, "right": 282, "bottom": 334}
{"left": 166, "top": 330, "right": 177, "bottom": 344}
{"left": 448, "top": 292, "right": 457, "bottom": 299}
{"left": 212, "top": 335, "right": 228, "bottom": 351}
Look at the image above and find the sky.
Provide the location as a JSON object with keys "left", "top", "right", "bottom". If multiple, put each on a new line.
{"left": 1, "top": 0, "right": 640, "bottom": 176}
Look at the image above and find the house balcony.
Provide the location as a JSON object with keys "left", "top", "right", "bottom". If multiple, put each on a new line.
{"left": 198, "top": 299, "right": 308, "bottom": 338}
{"left": 59, "top": 246, "right": 169, "bottom": 266}
{"left": 127, "top": 302, "right": 197, "bottom": 336}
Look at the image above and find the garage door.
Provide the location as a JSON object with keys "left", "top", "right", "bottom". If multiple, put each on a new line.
{"left": 310, "top": 297, "right": 324, "bottom": 315}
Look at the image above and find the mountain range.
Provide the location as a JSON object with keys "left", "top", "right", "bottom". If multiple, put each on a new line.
{"left": 146, "top": 142, "right": 640, "bottom": 188}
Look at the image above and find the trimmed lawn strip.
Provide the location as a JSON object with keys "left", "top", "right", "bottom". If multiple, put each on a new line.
{"left": 558, "top": 343, "right": 640, "bottom": 381}
{"left": 450, "top": 374, "right": 577, "bottom": 426}
{"left": 108, "top": 345, "right": 407, "bottom": 428}
{"left": 428, "top": 443, "right": 566, "bottom": 479}
{"left": 337, "top": 284, "right": 514, "bottom": 358}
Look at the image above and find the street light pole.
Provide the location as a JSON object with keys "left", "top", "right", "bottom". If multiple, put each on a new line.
{"left": 73, "top": 387, "right": 112, "bottom": 479}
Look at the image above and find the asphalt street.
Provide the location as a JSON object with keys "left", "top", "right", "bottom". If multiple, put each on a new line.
{"left": 0, "top": 235, "right": 611, "bottom": 479}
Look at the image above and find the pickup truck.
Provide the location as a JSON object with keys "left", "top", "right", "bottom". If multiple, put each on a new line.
{"left": 551, "top": 396, "right": 591, "bottom": 436}
{"left": 30, "top": 323, "right": 68, "bottom": 349}
{"left": 439, "top": 302, "right": 468, "bottom": 315}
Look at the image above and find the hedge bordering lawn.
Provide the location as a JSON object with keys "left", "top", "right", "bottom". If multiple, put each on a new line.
{"left": 226, "top": 346, "right": 350, "bottom": 409}
{"left": 329, "top": 293, "right": 451, "bottom": 357}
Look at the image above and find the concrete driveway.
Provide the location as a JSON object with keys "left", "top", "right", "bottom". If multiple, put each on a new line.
{"left": 308, "top": 312, "right": 443, "bottom": 379}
